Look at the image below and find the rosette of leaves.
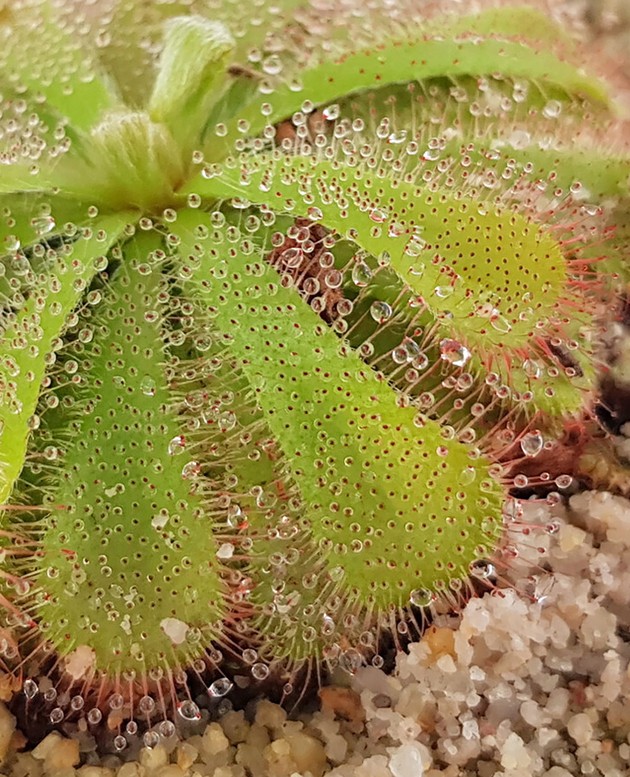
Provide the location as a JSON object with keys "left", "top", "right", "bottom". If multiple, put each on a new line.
{"left": 0, "top": 0, "right": 628, "bottom": 742}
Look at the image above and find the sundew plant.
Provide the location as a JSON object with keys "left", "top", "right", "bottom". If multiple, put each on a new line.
{"left": 0, "top": 0, "right": 629, "bottom": 749}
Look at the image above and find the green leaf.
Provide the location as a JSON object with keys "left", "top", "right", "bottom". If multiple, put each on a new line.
{"left": 187, "top": 152, "right": 598, "bottom": 419}
{"left": 0, "top": 165, "right": 55, "bottom": 196}
{"left": 225, "top": 0, "right": 306, "bottom": 62}
{"left": 51, "top": 113, "right": 184, "bottom": 212}
{"left": 205, "top": 26, "right": 611, "bottom": 159}
{"left": 149, "top": 16, "right": 235, "bottom": 155}
{"left": 429, "top": 6, "right": 576, "bottom": 45}
{"left": 173, "top": 208, "right": 504, "bottom": 645}
{"left": 0, "top": 194, "right": 93, "bottom": 254}
{"left": 0, "top": 213, "right": 131, "bottom": 507}
{"left": 35, "top": 230, "right": 226, "bottom": 667}
{"left": 0, "top": 195, "right": 98, "bottom": 309}
{"left": 0, "top": 1, "right": 117, "bottom": 134}
{"left": 94, "top": 0, "right": 306, "bottom": 108}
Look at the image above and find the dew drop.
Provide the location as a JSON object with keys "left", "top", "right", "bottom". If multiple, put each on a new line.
{"left": 242, "top": 648, "right": 257, "bottom": 664}
{"left": 325, "top": 269, "right": 342, "bottom": 289}
{"left": 369, "top": 208, "right": 388, "bottom": 224}
{"left": 520, "top": 431, "right": 544, "bottom": 458}
{"left": 370, "top": 300, "right": 393, "bottom": 323}
{"left": 469, "top": 559, "right": 495, "bottom": 579}
{"left": 23, "top": 679, "right": 38, "bottom": 700}
{"left": 542, "top": 100, "right": 562, "bottom": 119}
{"left": 555, "top": 474, "right": 573, "bottom": 489}
{"left": 490, "top": 314, "right": 512, "bottom": 334}
{"left": 388, "top": 130, "right": 408, "bottom": 144}
{"left": 181, "top": 461, "right": 201, "bottom": 480}
{"left": 4, "top": 234, "right": 20, "bottom": 252}
{"left": 439, "top": 339, "right": 471, "bottom": 367}
{"left": 391, "top": 345, "right": 409, "bottom": 365}
{"left": 208, "top": 678, "right": 233, "bottom": 697}
{"left": 218, "top": 411, "right": 237, "bottom": 432}
{"left": 280, "top": 247, "right": 302, "bottom": 268}
{"left": 409, "top": 588, "right": 433, "bottom": 607}
{"left": 460, "top": 466, "right": 476, "bottom": 485}
{"left": 339, "top": 649, "right": 362, "bottom": 673}
{"left": 523, "top": 359, "right": 542, "bottom": 379}
{"left": 168, "top": 436, "right": 186, "bottom": 456}
{"left": 351, "top": 260, "right": 373, "bottom": 288}
{"left": 43, "top": 688, "right": 57, "bottom": 703}
{"left": 322, "top": 104, "right": 340, "bottom": 121}
{"left": 31, "top": 216, "right": 56, "bottom": 236}
{"left": 139, "top": 695, "right": 155, "bottom": 714}
{"left": 404, "top": 232, "right": 426, "bottom": 257}
{"left": 143, "top": 731, "right": 159, "bottom": 749}
{"left": 177, "top": 700, "right": 201, "bottom": 720}
{"left": 434, "top": 285, "right": 453, "bottom": 299}
{"left": 262, "top": 55, "right": 282, "bottom": 75}
{"left": 160, "top": 720, "right": 176, "bottom": 738}
{"left": 251, "top": 663, "right": 270, "bottom": 680}
{"left": 582, "top": 203, "right": 600, "bottom": 217}
{"left": 140, "top": 376, "right": 156, "bottom": 396}
{"left": 111, "top": 735, "right": 126, "bottom": 751}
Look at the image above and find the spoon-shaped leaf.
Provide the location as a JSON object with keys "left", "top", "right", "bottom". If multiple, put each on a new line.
{"left": 0, "top": 213, "right": 131, "bottom": 506}
{"left": 29, "top": 231, "right": 227, "bottom": 670}
{"left": 205, "top": 19, "right": 611, "bottom": 159}
{"left": 186, "top": 151, "right": 600, "bottom": 419}
{"left": 173, "top": 208, "right": 505, "bottom": 662}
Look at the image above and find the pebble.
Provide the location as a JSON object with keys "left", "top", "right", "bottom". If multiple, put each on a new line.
{"left": 567, "top": 713, "right": 594, "bottom": 746}
{"left": 422, "top": 627, "right": 456, "bottom": 664}
{"left": 558, "top": 524, "right": 586, "bottom": 553}
{"left": 543, "top": 768, "right": 574, "bottom": 777}
{"left": 388, "top": 743, "right": 431, "bottom": 777}
{"left": 76, "top": 768, "right": 115, "bottom": 777}
{"left": 154, "top": 766, "right": 185, "bottom": 777}
{"left": 32, "top": 733, "right": 80, "bottom": 773}
{"left": 500, "top": 733, "right": 531, "bottom": 770}
{"left": 286, "top": 732, "right": 327, "bottom": 777}
{"left": 219, "top": 712, "right": 249, "bottom": 745}
{"left": 0, "top": 704, "right": 15, "bottom": 764}
{"left": 200, "top": 724, "right": 229, "bottom": 758}
{"left": 254, "top": 701, "right": 286, "bottom": 733}
{"left": 175, "top": 743, "right": 198, "bottom": 771}
{"left": 139, "top": 745, "right": 167, "bottom": 772}
{"left": 116, "top": 765, "right": 141, "bottom": 777}
{"left": 318, "top": 687, "right": 365, "bottom": 724}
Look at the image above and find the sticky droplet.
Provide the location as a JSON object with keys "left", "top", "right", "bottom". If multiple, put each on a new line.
{"left": 520, "top": 431, "right": 544, "bottom": 458}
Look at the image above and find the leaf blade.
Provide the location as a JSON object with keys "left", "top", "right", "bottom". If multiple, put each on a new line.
{"left": 0, "top": 1, "right": 117, "bottom": 133}
{"left": 0, "top": 212, "right": 132, "bottom": 506}
{"left": 207, "top": 30, "right": 611, "bottom": 159}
